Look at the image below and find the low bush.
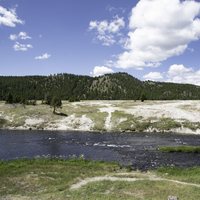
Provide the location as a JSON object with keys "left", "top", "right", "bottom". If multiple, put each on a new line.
{"left": 0, "top": 118, "right": 7, "bottom": 128}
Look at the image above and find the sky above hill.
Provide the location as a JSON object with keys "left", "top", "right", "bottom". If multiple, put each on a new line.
{"left": 1, "top": 0, "right": 200, "bottom": 85}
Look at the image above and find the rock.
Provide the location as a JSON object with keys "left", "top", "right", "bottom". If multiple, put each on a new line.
{"left": 168, "top": 196, "right": 178, "bottom": 200}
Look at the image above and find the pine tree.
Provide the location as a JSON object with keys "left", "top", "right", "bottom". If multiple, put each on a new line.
{"left": 5, "top": 92, "right": 13, "bottom": 104}
{"left": 50, "top": 96, "right": 62, "bottom": 113}
{"left": 140, "top": 92, "right": 147, "bottom": 102}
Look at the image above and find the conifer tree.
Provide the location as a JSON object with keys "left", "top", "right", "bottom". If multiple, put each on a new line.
{"left": 50, "top": 96, "right": 62, "bottom": 113}
{"left": 5, "top": 92, "right": 13, "bottom": 104}
{"left": 140, "top": 92, "right": 147, "bottom": 102}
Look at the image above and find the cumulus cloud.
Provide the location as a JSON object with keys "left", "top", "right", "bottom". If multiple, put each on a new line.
{"left": 35, "top": 53, "right": 51, "bottom": 60}
{"left": 13, "top": 42, "right": 33, "bottom": 51}
{"left": 97, "top": 35, "right": 115, "bottom": 46}
{"left": 18, "top": 32, "right": 31, "bottom": 40}
{"left": 9, "top": 34, "right": 18, "bottom": 40}
{"left": 167, "top": 64, "right": 193, "bottom": 77}
{"left": 143, "top": 72, "right": 163, "bottom": 80}
{"left": 166, "top": 64, "right": 200, "bottom": 86}
{"left": 9, "top": 32, "right": 31, "bottom": 40}
{"left": 90, "top": 66, "right": 114, "bottom": 77}
{"left": 142, "top": 64, "right": 200, "bottom": 85}
{"left": 0, "top": 6, "right": 24, "bottom": 27}
{"left": 108, "top": 0, "right": 200, "bottom": 70}
{"left": 88, "top": 15, "right": 125, "bottom": 46}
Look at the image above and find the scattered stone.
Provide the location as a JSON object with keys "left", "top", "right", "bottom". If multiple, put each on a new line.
{"left": 28, "top": 174, "right": 38, "bottom": 177}
{"left": 168, "top": 196, "right": 178, "bottom": 200}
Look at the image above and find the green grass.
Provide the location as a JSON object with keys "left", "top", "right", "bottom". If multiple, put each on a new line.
{"left": 157, "top": 146, "right": 200, "bottom": 153}
{"left": 156, "top": 166, "right": 200, "bottom": 184}
{"left": 86, "top": 111, "right": 108, "bottom": 131}
{"left": 111, "top": 110, "right": 150, "bottom": 131}
{"left": 0, "top": 118, "right": 8, "bottom": 128}
{"left": 152, "top": 118, "right": 181, "bottom": 131}
{"left": 182, "top": 120, "right": 200, "bottom": 131}
{"left": 0, "top": 158, "right": 200, "bottom": 199}
{"left": 0, "top": 157, "right": 122, "bottom": 199}
{"left": 111, "top": 110, "right": 134, "bottom": 131}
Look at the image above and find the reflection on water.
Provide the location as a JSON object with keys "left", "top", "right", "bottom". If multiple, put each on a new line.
{"left": 0, "top": 130, "right": 200, "bottom": 171}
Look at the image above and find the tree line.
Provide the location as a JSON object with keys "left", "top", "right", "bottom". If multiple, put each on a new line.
{"left": 1, "top": 72, "right": 200, "bottom": 101}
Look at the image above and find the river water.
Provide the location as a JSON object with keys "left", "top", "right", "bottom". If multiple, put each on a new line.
{"left": 0, "top": 130, "right": 200, "bottom": 171}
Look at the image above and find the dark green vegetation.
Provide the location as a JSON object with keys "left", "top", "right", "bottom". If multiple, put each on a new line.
{"left": 1, "top": 72, "right": 200, "bottom": 101}
{"left": 0, "top": 158, "right": 200, "bottom": 199}
{"left": 5, "top": 92, "right": 36, "bottom": 105}
{"left": 0, "top": 118, "right": 7, "bottom": 128}
{"left": 158, "top": 146, "right": 200, "bottom": 153}
{"left": 140, "top": 91, "right": 147, "bottom": 102}
{"left": 50, "top": 96, "right": 62, "bottom": 113}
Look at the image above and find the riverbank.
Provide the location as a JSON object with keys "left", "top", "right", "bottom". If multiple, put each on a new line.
{"left": 0, "top": 100, "right": 200, "bottom": 134}
{"left": 0, "top": 158, "right": 200, "bottom": 199}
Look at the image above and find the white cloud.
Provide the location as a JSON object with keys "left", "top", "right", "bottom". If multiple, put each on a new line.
{"left": 90, "top": 66, "right": 114, "bottom": 77}
{"left": 166, "top": 64, "right": 200, "bottom": 86}
{"left": 188, "top": 48, "right": 194, "bottom": 52}
{"left": 9, "top": 34, "right": 18, "bottom": 40}
{"left": 97, "top": 35, "right": 115, "bottom": 46}
{"left": 9, "top": 32, "right": 31, "bottom": 40}
{"left": 167, "top": 64, "right": 193, "bottom": 77}
{"left": 18, "top": 32, "right": 31, "bottom": 40}
{"left": 26, "top": 44, "right": 33, "bottom": 48}
{"left": 88, "top": 15, "right": 125, "bottom": 46}
{"left": 106, "top": 5, "right": 115, "bottom": 12}
{"left": 35, "top": 53, "right": 51, "bottom": 60}
{"left": 142, "top": 64, "right": 200, "bottom": 85}
{"left": 108, "top": 0, "right": 200, "bottom": 70}
{"left": 13, "top": 42, "right": 33, "bottom": 51}
{"left": 143, "top": 72, "right": 163, "bottom": 80}
{"left": 106, "top": 5, "right": 126, "bottom": 13}
{"left": 39, "top": 34, "right": 42, "bottom": 38}
{"left": 104, "top": 60, "right": 115, "bottom": 68}
{"left": 0, "top": 6, "right": 24, "bottom": 27}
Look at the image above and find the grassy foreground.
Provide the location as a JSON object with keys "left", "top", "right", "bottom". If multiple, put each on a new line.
{"left": 0, "top": 158, "right": 200, "bottom": 199}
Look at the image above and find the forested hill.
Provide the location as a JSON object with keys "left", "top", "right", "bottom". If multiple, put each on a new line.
{"left": 1, "top": 72, "right": 200, "bottom": 100}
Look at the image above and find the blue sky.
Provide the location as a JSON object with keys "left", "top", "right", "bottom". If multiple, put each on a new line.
{"left": 1, "top": 0, "right": 200, "bottom": 85}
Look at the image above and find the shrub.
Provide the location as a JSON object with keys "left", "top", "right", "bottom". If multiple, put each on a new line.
{"left": 125, "top": 164, "right": 133, "bottom": 171}
{"left": 0, "top": 118, "right": 7, "bottom": 128}
{"left": 26, "top": 100, "right": 36, "bottom": 105}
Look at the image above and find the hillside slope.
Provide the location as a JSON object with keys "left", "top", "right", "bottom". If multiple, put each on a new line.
{"left": 1, "top": 72, "right": 200, "bottom": 100}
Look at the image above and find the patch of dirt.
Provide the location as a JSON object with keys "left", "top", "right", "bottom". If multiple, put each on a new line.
{"left": 53, "top": 114, "right": 94, "bottom": 131}
{"left": 25, "top": 118, "right": 44, "bottom": 125}
{"left": 70, "top": 172, "right": 200, "bottom": 190}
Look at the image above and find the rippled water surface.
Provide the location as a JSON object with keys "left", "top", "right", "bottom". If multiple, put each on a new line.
{"left": 0, "top": 130, "right": 200, "bottom": 171}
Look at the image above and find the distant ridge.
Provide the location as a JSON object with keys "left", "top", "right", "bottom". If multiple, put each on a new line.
{"left": 0, "top": 72, "right": 200, "bottom": 100}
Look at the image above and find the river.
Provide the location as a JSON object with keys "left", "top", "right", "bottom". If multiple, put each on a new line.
{"left": 0, "top": 130, "right": 200, "bottom": 171}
